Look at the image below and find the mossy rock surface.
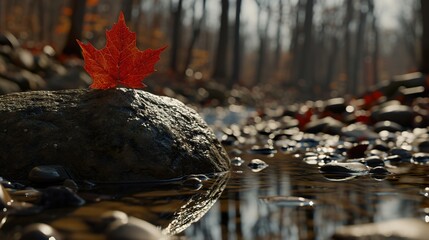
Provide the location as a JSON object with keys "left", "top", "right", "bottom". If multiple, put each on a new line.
{"left": 0, "top": 88, "right": 230, "bottom": 182}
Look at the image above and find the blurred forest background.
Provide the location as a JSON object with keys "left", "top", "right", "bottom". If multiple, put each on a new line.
{"left": 0, "top": 0, "right": 427, "bottom": 102}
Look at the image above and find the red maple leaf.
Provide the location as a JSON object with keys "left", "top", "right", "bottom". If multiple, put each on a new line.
{"left": 77, "top": 12, "right": 166, "bottom": 89}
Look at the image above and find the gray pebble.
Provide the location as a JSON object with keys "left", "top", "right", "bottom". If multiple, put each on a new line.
{"left": 16, "top": 223, "right": 62, "bottom": 240}
{"left": 248, "top": 159, "right": 269, "bottom": 172}
{"left": 320, "top": 162, "right": 368, "bottom": 175}
{"left": 107, "top": 216, "right": 166, "bottom": 240}
{"left": 28, "top": 165, "right": 69, "bottom": 184}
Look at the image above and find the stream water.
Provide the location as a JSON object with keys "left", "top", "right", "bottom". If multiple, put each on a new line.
{"left": 184, "top": 145, "right": 428, "bottom": 239}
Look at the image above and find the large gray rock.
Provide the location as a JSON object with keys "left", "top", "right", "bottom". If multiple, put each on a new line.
{"left": 0, "top": 88, "right": 230, "bottom": 182}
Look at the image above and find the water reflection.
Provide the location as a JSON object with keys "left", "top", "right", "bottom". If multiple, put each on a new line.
{"left": 163, "top": 173, "right": 229, "bottom": 235}
{"left": 0, "top": 172, "right": 229, "bottom": 239}
{"left": 184, "top": 146, "right": 426, "bottom": 239}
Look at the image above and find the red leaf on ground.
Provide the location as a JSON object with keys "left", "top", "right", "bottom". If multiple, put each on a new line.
{"left": 77, "top": 12, "right": 166, "bottom": 89}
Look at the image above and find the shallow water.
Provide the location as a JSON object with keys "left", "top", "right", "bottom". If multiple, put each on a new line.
{"left": 183, "top": 145, "right": 429, "bottom": 240}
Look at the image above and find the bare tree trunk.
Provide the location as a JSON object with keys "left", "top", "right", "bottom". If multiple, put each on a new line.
{"left": 255, "top": 38, "right": 266, "bottom": 84}
{"left": 344, "top": 0, "right": 354, "bottom": 94}
{"left": 420, "top": 0, "right": 429, "bottom": 73}
{"left": 37, "top": 1, "right": 45, "bottom": 43}
{"left": 399, "top": 14, "right": 418, "bottom": 67}
{"left": 325, "top": 37, "right": 338, "bottom": 95}
{"left": 63, "top": 0, "right": 86, "bottom": 56}
{"left": 350, "top": 2, "right": 368, "bottom": 95}
{"left": 183, "top": 0, "right": 207, "bottom": 77}
{"left": 151, "top": 0, "right": 163, "bottom": 46}
{"left": 134, "top": 0, "right": 144, "bottom": 45}
{"left": 49, "top": 1, "right": 66, "bottom": 44}
{"left": 255, "top": 3, "right": 272, "bottom": 85}
{"left": 289, "top": 1, "right": 304, "bottom": 84}
{"left": 315, "top": 18, "right": 326, "bottom": 92}
{"left": 212, "top": 0, "right": 229, "bottom": 81}
{"left": 297, "top": 0, "right": 315, "bottom": 95}
{"left": 169, "top": 0, "right": 184, "bottom": 74}
{"left": 231, "top": 0, "right": 242, "bottom": 87}
{"left": 369, "top": 0, "right": 379, "bottom": 84}
{"left": 121, "top": 0, "right": 133, "bottom": 23}
{"left": 273, "top": 0, "right": 284, "bottom": 69}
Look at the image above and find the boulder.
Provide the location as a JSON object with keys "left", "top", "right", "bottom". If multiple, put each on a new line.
{"left": 0, "top": 88, "right": 230, "bottom": 182}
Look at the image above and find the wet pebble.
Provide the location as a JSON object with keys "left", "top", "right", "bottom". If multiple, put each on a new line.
{"left": 324, "top": 98, "right": 346, "bottom": 113}
{"left": 297, "top": 138, "right": 319, "bottom": 149}
{"left": 12, "top": 48, "right": 35, "bottom": 70}
{"left": 229, "top": 148, "right": 242, "bottom": 156}
{"left": 280, "top": 140, "right": 297, "bottom": 152}
{"left": 279, "top": 117, "right": 299, "bottom": 129}
{"left": 384, "top": 155, "right": 405, "bottom": 165}
{"left": 221, "top": 134, "right": 238, "bottom": 146}
{"left": 316, "top": 154, "right": 333, "bottom": 163}
{"left": 304, "top": 117, "right": 344, "bottom": 135}
{"left": 376, "top": 104, "right": 414, "bottom": 127}
{"left": 37, "top": 186, "right": 85, "bottom": 208}
{"left": 63, "top": 179, "right": 79, "bottom": 192}
{"left": 257, "top": 127, "right": 274, "bottom": 136}
{"left": 320, "top": 162, "right": 368, "bottom": 175}
{"left": 389, "top": 148, "right": 412, "bottom": 161}
{"left": 16, "top": 223, "right": 62, "bottom": 240}
{"left": 373, "top": 121, "right": 403, "bottom": 133}
{"left": 372, "top": 142, "right": 390, "bottom": 152}
{"left": 341, "top": 123, "right": 379, "bottom": 141}
{"left": 249, "top": 145, "right": 277, "bottom": 155}
{"left": 28, "top": 165, "right": 69, "bottom": 184}
{"left": 369, "top": 166, "right": 390, "bottom": 175}
{"left": 417, "top": 140, "right": 429, "bottom": 153}
{"left": 364, "top": 156, "right": 385, "bottom": 167}
{"left": 0, "top": 32, "right": 20, "bottom": 48}
{"left": 248, "top": 159, "right": 269, "bottom": 172}
{"left": 366, "top": 149, "right": 387, "bottom": 158}
{"left": 334, "top": 145, "right": 348, "bottom": 154}
{"left": 98, "top": 211, "right": 129, "bottom": 231}
{"left": 411, "top": 153, "right": 429, "bottom": 164}
{"left": 231, "top": 157, "right": 245, "bottom": 166}
{"left": 303, "top": 155, "right": 318, "bottom": 165}
{"left": 328, "top": 153, "right": 346, "bottom": 162}
{"left": 271, "top": 132, "right": 293, "bottom": 141}
{"left": 107, "top": 216, "right": 166, "bottom": 240}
